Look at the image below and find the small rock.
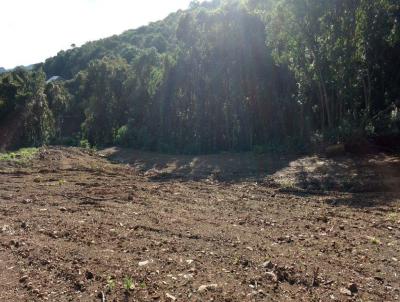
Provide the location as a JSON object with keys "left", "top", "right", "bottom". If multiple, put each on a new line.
{"left": 19, "top": 275, "right": 28, "bottom": 283}
{"left": 186, "top": 259, "right": 194, "bottom": 265}
{"left": 198, "top": 284, "right": 218, "bottom": 292}
{"left": 166, "top": 293, "right": 176, "bottom": 301}
{"left": 138, "top": 260, "right": 150, "bottom": 267}
{"left": 340, "top": 287, "right": 352, "bottom": 296}
{"left": 188, "top": 267, "right": 197, "bottom": 273}
{"left": 59, "top": 207, "right": 67, "bottom": 212}
{"left": 261, "top": 260, "right": 274, "bottom": 269}
{"left": 265, "top": 272, "right": 278, "bottom": 282}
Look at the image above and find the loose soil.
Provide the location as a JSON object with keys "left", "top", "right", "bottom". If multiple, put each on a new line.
{"left": 0, "top": 147, "right": 399, "bottom": 301}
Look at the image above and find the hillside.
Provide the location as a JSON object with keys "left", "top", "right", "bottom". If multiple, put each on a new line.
{"left": 41, "top": 8, "right": 188, "bottom": 79}
{"left": 0, "top": 0, "right": 399, "bottom": 153}
{"left": 1, "top": 2, "right": 400, "bottom": 301}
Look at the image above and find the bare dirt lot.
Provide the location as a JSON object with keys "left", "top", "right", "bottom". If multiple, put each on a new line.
{"left": 0, "top": 147, "right": 399, "bottom": 301}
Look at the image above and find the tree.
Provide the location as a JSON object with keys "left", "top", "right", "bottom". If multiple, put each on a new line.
{"left": 81, "top": 57, "right": 130, "bottom": 146}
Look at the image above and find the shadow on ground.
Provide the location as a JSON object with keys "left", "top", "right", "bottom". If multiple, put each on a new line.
{"left": 324, "top": 192, "right": 400, "bottom": 208}
{"left": 103, "top": 148, "right": 400, "bottom": 197}
{"left": 280, "top": 153, "right": 400, "bottom": 193}
{"left": 101, "top": 147, "right": 298, "bottom": 183}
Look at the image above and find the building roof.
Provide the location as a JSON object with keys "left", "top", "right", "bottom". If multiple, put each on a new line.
{"left": 46, "top": 76, "right": 64, "bottom": 84}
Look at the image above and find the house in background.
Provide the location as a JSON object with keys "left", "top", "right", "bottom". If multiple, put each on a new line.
{"left": 46, "top": 75, "right": 64, "bottom": 84}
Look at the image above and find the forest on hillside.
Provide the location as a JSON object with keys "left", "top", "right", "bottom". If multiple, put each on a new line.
{"left": 0, "top": 0, "right": 399, "bottom": 153}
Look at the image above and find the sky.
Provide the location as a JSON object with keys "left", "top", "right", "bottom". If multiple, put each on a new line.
{"left": 0, "top": 0, "right": 194, "bottom": 69}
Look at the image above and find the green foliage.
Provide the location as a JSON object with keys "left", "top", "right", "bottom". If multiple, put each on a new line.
{"left": 113, "top": 125, "right": 129, "bottom": 146}
{"left": 267, "top": 0, "right": 400, "bottom": 141}
{"left": 1, "top": 0, "right": 399, "bottom": 153}
{"left": 80, "top": 56, "right": 131, "bottom": 146}
{"left": 23, "top": 88, "right": 55, "bottom": 146}
{"left": 0, "top": 69, "right": 56, "bottom": 147}
{"left": 368, "top": 236, "right": 381, "bottom": 245}
{"left": 79, "top": 139, "right": 91, "bottom": 149}
{"left": 123, "top": 277, "right": 135, "bottom": 291}
{"left": 0, "top": 147, "right": 38, "bottom": 162}
{"left": 106, "top": 277, "right": 116, "bottom": 291}
{"left": 45, "top": 82, "right": 71, "bottom": 137}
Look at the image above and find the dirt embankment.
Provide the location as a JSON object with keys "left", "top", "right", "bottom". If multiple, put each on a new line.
{"left": 104, "top": 147, "right": 400, "bottom": 193}
{"left": 0, "top": 147, "right": 399, "bottom": 301}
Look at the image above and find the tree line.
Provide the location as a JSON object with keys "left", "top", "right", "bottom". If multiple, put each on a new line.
{"left": 0, "top": 0, "right": 399, "bottom": 153}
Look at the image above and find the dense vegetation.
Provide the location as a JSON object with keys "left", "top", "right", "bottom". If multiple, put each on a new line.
{"left": 1, "top": 0, "right": 399, "bottom": 153}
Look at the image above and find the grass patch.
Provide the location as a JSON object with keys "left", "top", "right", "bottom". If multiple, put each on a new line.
{"left": 387, "top": 212, "right": 399, "bottom": 223}
{"left": 367, "top": 236, "right": 381, "bottom": 245}
{"left": 123, "top": 277, "right": 135, "bottom": 291}
{"left": 0, "top": 148, "right": 38, "bottom": 163}
{"left": 106, "top": 276, "right": 116, "bottom": 291}
{"left": 278, "top": 179, "right": 297, "bottom": 189}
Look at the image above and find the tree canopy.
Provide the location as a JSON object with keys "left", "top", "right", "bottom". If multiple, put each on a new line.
{"left": 1, "top": 0, "right": 399, "bottom": 153}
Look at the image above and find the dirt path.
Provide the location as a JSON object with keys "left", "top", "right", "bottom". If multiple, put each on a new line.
{"left": 0, "top": 147, "right": 399, "bottom": 301}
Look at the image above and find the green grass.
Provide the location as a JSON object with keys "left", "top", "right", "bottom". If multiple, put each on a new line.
{"left": 367, "top": 236, "right": 381, "bottom": 245}
{"left": 106, "top": 277, "right": 116, "bottom": 291}
{"left": 387, "top": 212, "right": 399, "bottom": 222}
{"left": 0, "top": 148, "right": 38, "bottom": 163}
{"left": 278, "top": 179, "right": 297, "bottom": 190}
{"left": 123, "top": 277, "right": 135, "bottom": 291}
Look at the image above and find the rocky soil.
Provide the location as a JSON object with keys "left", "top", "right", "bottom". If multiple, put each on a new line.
{"left": 0, "top": 147, "right": 399, "bottom": 301}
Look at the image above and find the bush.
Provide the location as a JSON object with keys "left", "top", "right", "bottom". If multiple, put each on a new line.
{"left": 0, "top": 148, "right": 38, "bottom": 163}
{"left": 114, "top": 125, "right": 129, "bottom": 146}
{"left": 79, "top": 139, "right": 91, "bottom": 149}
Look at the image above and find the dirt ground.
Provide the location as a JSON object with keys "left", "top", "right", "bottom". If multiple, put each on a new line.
{"left": 0, "top": 147, "right": 399, "bottom": 302}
